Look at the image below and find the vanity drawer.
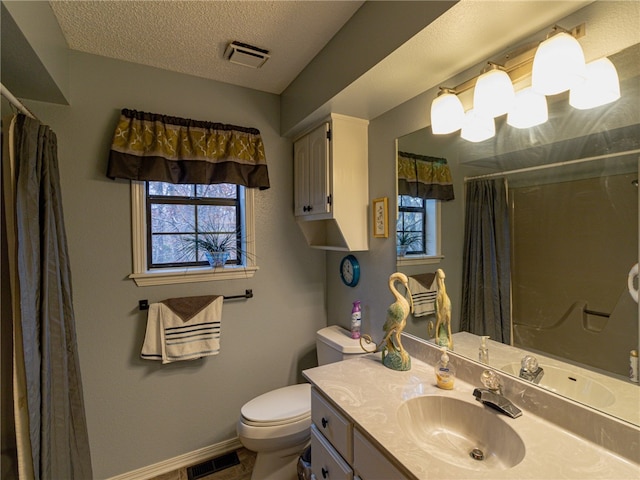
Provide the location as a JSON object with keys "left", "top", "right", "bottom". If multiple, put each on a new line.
{"left": 311, "top": 424, "right": 353, "bottom": 480}
{"left": 353, "top": 428, "right": 408, "bottom": 480}
{"left": 311, "top": 387, "right": 353, "bottom": 462}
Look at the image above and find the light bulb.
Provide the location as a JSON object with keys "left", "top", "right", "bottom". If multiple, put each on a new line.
{"left": 430, "top": 90, "right": 464, "bottom": 134}
{"left": 461, "top": 109, "right": 495, "bottom": 142}
{"left": 507, "top": 88, "right": 548, "bottom": 129}
{"left": 473, "top": 66, "right": 515, "bottom": 118}
{"left": 569, "top": 57, "right": 621, "bottom": 109}
{"left": 532, "top": 31, "right": 587, "bottom": 95}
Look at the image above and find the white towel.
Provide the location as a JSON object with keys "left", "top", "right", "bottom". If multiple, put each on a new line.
{"left": 408, "top": 273, "right": 437, "bottom": 317}
{"left": 141, "top": 295, "right": 223, "bottom": 363}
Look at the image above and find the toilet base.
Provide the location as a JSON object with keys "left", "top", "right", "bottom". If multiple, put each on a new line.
{"left": 250, "top": 440, "right": 310, "bottom": 480}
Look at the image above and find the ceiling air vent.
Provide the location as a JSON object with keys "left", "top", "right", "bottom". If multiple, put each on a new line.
{"left": 224, "top": 41, "right": 270, "bottom": 68}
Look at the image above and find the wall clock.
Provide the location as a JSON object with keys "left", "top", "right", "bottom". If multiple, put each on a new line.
{"left": 340, "top": 254, "right": 360, "bottom": 287}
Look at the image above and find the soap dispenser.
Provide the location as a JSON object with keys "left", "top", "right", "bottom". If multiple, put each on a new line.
{"left": 479, "top": 336, "right": 490, "bottom": 364}
{"left": 435, "top": 346, "right": 455, "bottom": 390}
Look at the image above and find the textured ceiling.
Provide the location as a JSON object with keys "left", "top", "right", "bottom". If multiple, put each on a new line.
{"left": 49, "top": 0, "right": 364, "bottom": 94}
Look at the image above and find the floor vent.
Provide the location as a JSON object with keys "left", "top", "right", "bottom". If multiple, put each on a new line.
{"left": 187, "top": 451, "right": 240, "bottom": 480}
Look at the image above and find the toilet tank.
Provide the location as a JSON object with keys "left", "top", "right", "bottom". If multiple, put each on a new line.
{"left": 316, "top": 325, "right": 366, "bottom": 365}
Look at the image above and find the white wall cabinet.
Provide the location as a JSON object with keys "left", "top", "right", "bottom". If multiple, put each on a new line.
{"left": 311, "top": 387, "right": 408, "bottom": 480}
{"left": 293, "top": 113, "right": 369, "bottom": 251}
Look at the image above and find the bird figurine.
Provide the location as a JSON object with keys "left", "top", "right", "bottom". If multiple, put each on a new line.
{"left": 433, "top": 269, "right": 453, "bottom": 350}
{"left": 360, "top": 272, "right": 414, "bottom": 371}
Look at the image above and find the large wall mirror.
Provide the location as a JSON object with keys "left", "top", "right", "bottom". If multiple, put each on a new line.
{"left": 396, "top": 42, "right": 639, "bottom": 426}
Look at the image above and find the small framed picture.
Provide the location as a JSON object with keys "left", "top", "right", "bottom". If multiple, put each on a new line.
{"left": 372, "top": 197, "right": 389, "bottom": 238}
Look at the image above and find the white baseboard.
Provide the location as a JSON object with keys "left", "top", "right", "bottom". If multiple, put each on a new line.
{"left": 106, "top": 437, "right": 244, "bottom": 480}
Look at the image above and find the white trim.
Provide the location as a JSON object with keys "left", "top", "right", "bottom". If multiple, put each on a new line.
{"left": 129, "top": 182, "right": 258, "bottom": 286}
{"left": 396, "top": 255, "right": 444, "bottom": 267}
{"left": 105, "top": 438, "right": 243, "bottom": 480}
{"left": 129, "top": 265, "right": 259, "bottom": 286}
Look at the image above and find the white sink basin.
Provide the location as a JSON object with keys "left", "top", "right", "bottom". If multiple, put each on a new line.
{"left": 397, "top": 395, "right": 525, "bottom": 471}
{"left": 501, "top": 363, "right": 615, "bottom": 408}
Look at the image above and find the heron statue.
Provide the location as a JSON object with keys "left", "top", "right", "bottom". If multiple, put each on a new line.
{"left": 433, "top": 269, "right": 453, "bottom": 350}
{"left": 360, "top": 272, "right": 414, "bottom": 371}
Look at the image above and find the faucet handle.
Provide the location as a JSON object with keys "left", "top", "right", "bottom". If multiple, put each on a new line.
{"left": 521, "top": 355, "right": 539, "bottom": 372}
{"left": 480, "top": 369, "right": 502, "bottom": 392}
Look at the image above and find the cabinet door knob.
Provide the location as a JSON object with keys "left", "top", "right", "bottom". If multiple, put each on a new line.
{"left": 322, "top": 467, "right": 329, "bottom": 478}
{"left": 321, "top": 417, "right": 328, "bottom": 428}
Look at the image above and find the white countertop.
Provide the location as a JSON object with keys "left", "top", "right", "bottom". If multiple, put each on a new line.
{"left": 303, "top": 354, "right": 640, "bottom": 479}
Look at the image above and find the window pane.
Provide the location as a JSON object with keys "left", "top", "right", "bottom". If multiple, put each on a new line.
{"left": 146, "top": 182, "right": 244, "bottom": 268}
{"left": 148, "top": 182, "right": 194, "bottom": 197}
{"left": 152, "top": 234, "right": 191, "bottom": 264}
{"left": 196, "top": 184, "right": 237, "bottom": 199}
{"left": 399, "top": 195, "right": 423, "bottom": 208}
{"left": 151, "top": 204, "right": 196, "bottom": 233}
{"left": 197, "top": 205, "right": 237, "bottom": 231}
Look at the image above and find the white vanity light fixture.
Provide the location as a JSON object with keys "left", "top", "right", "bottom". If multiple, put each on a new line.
{"left": 430, "top": 88, "right": 465, "bottom": 134}
{"left": 507, "top": 88, "right": 548, "bottom": 129}
{"left": 461, "top": 109, "right": 495, "bottom": 142}
{"left": 473, "top": 63, "right": 515, "bottom": 118}
{"left": 431, "top": 22, "right": 606, "bottom": 141}
{"left": 532, "top": 27, "right": 587, "bottom": 95}
{"left": 569, "top": 57, "right": 621, "bottom": 109}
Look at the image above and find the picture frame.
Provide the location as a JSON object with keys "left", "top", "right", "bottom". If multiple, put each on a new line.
{"left": 372, "top": 197, "right": 389, "bottom": 238}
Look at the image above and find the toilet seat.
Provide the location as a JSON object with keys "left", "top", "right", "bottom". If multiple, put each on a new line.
{"left": 241, "top": 384, "right": 311, "bottom": 427}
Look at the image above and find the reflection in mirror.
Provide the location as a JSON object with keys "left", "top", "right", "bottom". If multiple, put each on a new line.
{"left": 396, "top": 43, "right": 639, "bottom": 426}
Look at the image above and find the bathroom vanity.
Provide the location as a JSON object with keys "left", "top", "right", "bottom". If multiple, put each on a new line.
{"left": 303, "top": 334, "right": 640, "bottom": 479}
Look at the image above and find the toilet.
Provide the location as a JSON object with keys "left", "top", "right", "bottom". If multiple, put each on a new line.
{"left": 237, "top": 325, "right": 365, "bottom": 480}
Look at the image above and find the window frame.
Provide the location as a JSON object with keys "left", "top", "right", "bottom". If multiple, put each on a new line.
{"left": 129, "top": 180, "right": 258, "bottom": 286}
{"left": 396, "top": 196, "right": 443, "bottom": 267}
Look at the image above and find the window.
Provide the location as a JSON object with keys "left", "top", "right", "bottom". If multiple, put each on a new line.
{"left": 397, "top": 195, "right": 442, "bottom": 265}
{"left": 129, "top": 181, "right": 257, "bottom": 286}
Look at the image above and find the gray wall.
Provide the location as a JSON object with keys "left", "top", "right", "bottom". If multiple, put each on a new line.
{"left": 17, "top": 51, "right": 326, "bottom": 478}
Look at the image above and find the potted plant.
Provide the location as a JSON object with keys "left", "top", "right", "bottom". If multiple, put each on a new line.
{"left": 396, "top": 231, "right": 421, "bottom": 257}
{"left": 179, "top": 223, "right": 245, "bottom": 268}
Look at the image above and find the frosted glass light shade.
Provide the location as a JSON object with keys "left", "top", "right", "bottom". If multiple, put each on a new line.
{"left": 461, "top": 109, "right": 495, "bottom": 142}
{"left": 430, "top": 92, "right": 465, "bottom": 134}
{"left": 507, "top": 88, "right": 548, "bottom": 129}
{"left": 473, "top": 67, "right": 515, "bottom": 118}
{"left": 532, "top": 32, "right": 587, "bottom": 95}
{"left": 569, "top": 57, "right": 621, "bottom": 109}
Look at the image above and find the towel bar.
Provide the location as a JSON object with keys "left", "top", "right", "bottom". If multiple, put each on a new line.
{"left": 138, "top": 289, "right": 253, "bottom": 311}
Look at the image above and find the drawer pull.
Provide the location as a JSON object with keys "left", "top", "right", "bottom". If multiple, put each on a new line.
{"left": 321, "top": 417, "right": 329, "bottom": 428}
{"left": 322, "top": 467, "right": 329, "bottom": 478}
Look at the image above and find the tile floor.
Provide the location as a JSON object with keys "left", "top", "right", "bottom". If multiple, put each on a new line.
{"left": 149, "top": 448, "right": 256, "bottom": 480}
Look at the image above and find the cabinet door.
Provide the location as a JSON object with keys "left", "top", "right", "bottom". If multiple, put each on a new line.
{"left": 307, "top": 122, "right": 331, "bottom": 216}
{"left": 311, "top": 425, "right": 353, "bottom": 480}
{"left": 353, "top": 429, "right": 408, "bottom": 480}
{"left": 311, "top": 388, "right": 353, "bottom": 463}
{"left": 294, "top": 123, "right": 330, "bottom": 218}
{"left": 293, "top": 135, "right": 310, "bottom": 216}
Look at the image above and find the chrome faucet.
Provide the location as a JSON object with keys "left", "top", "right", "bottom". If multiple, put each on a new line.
{"left": 473, "top": 370, "right": 522, "bottom": 419}
{"left": 519, "top": 355, "right": 544, "bottom": 384}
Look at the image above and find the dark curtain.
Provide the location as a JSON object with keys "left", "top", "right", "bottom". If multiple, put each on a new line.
{"left": 460, "top": 178, "right": 511, "bottom": 344}
{"left": 13, "top": 115, "right": 93, "bottom": 479}
{"left": 397, "top": 151, "right": 454, "bottom": 201}
{"left": 107, "top": 108, "right": 270, "bottom": 189}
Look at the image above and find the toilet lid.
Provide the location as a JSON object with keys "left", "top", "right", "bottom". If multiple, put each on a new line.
{"left": 241, "top": 384, "right": 311, "bottom": 425}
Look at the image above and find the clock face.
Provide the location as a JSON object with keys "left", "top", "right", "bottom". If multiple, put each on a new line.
{"left": 340, "top": 255, "right": 360, "bottom": 287}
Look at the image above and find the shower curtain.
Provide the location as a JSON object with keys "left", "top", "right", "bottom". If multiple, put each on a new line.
{"left": 460, "top": 178, "right": 511, "bottom": 344}
{"left": 3, "top": 114, "right": 92, "bottom": 479}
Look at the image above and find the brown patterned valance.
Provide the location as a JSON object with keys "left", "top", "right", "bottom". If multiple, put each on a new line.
{"left": 107, "top": 109, "right": 270, "bottom": 189}
{"left": 397, "top": 151, "right": 454, "bottom": 201}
